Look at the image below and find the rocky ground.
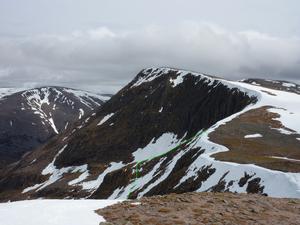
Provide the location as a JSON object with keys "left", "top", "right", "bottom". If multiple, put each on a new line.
{"left": 97, "top": 192, "right": 300, "bottom": 225}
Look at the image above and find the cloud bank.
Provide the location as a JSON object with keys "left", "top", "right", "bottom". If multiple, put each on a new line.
{"left": 0, "top": 22, "right": 299, "bottom": 93}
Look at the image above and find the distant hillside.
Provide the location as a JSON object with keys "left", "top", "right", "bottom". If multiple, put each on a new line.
{"left": 0, "top": 86, "right": 109, "bottom": 167}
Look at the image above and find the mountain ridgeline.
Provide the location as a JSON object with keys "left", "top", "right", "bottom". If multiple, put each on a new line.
{"left": 56, "top": 68, "right": 255, "bottom": 167}
{"left": 0, "top": 67, "right": 300, "bottom": 202}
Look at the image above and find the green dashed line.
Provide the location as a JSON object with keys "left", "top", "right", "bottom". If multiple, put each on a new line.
{"left": 127, "top": 129, "right": 206, "bottom": 198}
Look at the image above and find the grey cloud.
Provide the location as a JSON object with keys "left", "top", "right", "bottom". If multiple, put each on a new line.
{"left": 0, "top": 22, "right": 299, "bottom": 93}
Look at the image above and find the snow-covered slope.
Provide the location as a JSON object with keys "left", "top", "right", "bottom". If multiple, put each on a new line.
{"left": 173, "top": 81, "right": 300, "bottom": 198}
{"left": 0, "top": 68, "right": 299, "bottom": 201}
{"left": 0, "top": 199, "right": 120, "bottom": 225}
{"left": 0, "top": 86, "right": 109, "bottom": 167}
{"left": 117, "top": 71, "right": 300, "bottom": 198}
{"left": 19, "top": 87, "right": 109, "bottom": 133}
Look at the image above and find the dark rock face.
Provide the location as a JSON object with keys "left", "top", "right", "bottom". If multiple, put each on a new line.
{"left": 55, "top": 69, "right": 255, "bottom": 168}
{"left": 0, "top": 87, "right": 107, "bottom": 167}
{"left": 238, "top": 173, "right": 254, "bottom": 187}
{"left": 246, "top": 178, "right": 265, "bottom": 194}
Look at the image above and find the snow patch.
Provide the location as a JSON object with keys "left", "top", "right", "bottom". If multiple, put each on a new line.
{"left": 270, "top": 156, "right": 300, "bottom": 163}
{"left": 64, "top": 122, "right": 69, "bottom": 130}
{"left": 137, "top": 149, "right": 187, "bottom": 198}
{"left": 268, "top": 107, "right": 300, "bottom": 134}
{"left": 131, "top": 68, "right": 172, "bottom": 87}
{"left": 22, "top": 88, "right": 60, "bottom": 134}
{"left": 251, "top": 81, "right": 261, "bottom": 86}
{"left": 0, "top": 199, "right": 121, "bottom": 225}
{"left": 79, "top": 108, "right": 84, "bottom": 119}
{"left": 48, "top": 118, "right": 58, "bottom": 134}
{"left": 81, "top": 162, "right": 125, "bottom": 192}
{"left": 132, "top": 133, "right": 180, "bottom": 162}
{"left": 23, "top": 145, "right": 90, "bottom": 193}
{"left": 68, "top": 169, "right": 90, "bottom": 186}
{"left": 130, "top": 202, "right": 141, "bottom": 205}
{"left": 113, "top": 158, "right": 165, "bottom": 199}
{"left": 97, "top": 113, "right": 114, "bottom": 126}
{"left": 244, "top": 133, "right": 263, "bottom": 138}
{"left": 169, "top": 71, "right": 188, "bottom": 87}
{"left": 282, "top": 82, "right": 296, "bottom": 88}
{"left": 42, "top": 145, "right": 68, "bottom": 176}
{"left": 272, "top": 127, "right": 295, "bottom": 135}
{"left": 63, "top": 88, "right": 108, "bottom": 109}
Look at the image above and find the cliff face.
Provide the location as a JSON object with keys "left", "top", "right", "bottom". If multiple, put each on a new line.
{"left": 55, "top": 68, "right": 255, "bottom": 167}
{"left": 0, "top": 67, "right": 299, "bottom": 202}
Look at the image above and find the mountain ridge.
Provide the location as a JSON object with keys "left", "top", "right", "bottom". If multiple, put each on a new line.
{"left": 0, "top": 67, "right": 299, "bottom": 201}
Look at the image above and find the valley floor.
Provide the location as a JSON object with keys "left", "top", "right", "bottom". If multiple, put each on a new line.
{"left": 97, "top": 192, "right": 300, "bottom": 225}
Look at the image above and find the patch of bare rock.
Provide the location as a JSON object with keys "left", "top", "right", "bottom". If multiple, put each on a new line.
{"left": 97, "top": 192, "right": 300, "bottom": 225}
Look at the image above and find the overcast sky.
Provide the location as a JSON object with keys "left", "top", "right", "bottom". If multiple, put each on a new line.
{"left": 0, "top": 0, "right": 299, "bottom": 93}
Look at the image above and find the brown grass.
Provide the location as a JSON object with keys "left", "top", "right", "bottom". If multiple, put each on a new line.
{"left": 210, "top": 106, "right": 300, "bottom": 172}
{"left": 97, "top": 192, "right": 300, "bottom": 225}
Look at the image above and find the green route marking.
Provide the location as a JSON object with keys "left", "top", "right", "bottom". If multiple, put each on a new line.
{"left": 127, "top": 129, "right": 207, "bottom": 198}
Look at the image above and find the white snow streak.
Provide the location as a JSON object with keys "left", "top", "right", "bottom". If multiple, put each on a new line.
{"left": 270, "top": 156, "right": 300, "bottom": 163}
{"left": 97, "top": 113, "right": 114, "bottom": 126}
{"left": 244, "top": 133, "right": 263, "bottom": 138}
{"left": 81, "top": 162, "right": 125, "bottom": 192}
